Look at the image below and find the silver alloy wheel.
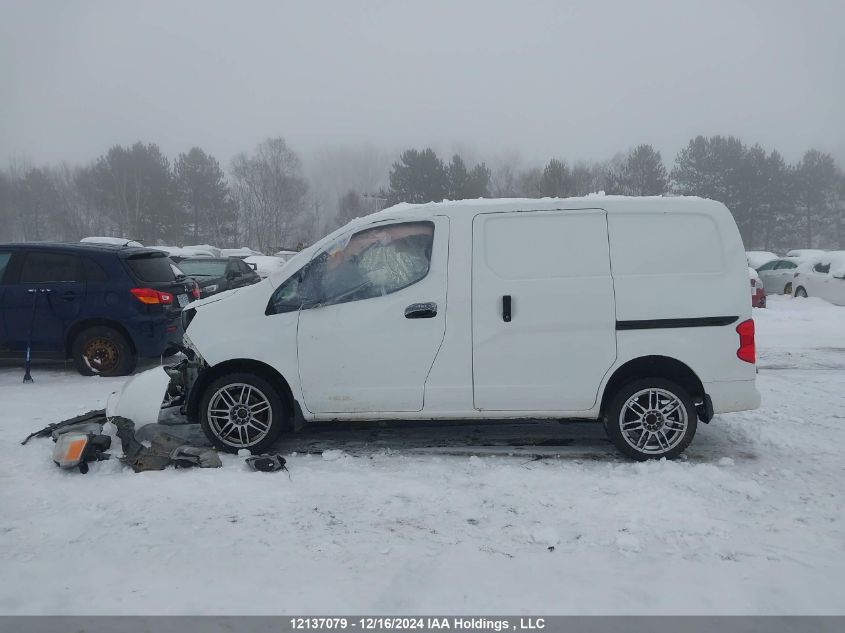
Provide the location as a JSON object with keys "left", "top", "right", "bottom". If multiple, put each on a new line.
{"left": 618, "top": 387, "right": 688, "bottom": 455}
{"left": 206, "top": 382, "right": 273, "bottom": 448}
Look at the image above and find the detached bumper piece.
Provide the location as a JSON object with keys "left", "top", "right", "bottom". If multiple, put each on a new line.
{"left": 23, "top": 409, "right": 222, "bottom": 474}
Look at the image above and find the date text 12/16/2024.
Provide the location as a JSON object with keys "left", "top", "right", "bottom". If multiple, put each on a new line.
{"left": 290, "top": 617, "right": 546, "bottom": 631}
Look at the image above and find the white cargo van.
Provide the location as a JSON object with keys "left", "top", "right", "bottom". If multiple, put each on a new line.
{"left": 114, "top": 196, "right": 761, "bottom": 460}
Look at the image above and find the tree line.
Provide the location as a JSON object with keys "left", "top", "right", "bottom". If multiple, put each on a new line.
{"left": 0, "top": 138, "right": 312, "bottom": 252}
{"left": 1, "top": 135, "right": 843, "bottom": 252}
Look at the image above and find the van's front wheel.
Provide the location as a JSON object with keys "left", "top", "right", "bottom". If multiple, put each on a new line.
{"left": 199, "top": 373, "right": 285, "bottom": 453}
{"left": 604, "top": 378, "right": 697, "bottom": 461}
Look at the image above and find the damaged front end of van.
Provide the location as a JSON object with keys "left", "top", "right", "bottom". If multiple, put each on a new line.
{"left": 107, "top": 283, "right": 243, "bottom": 426}
{"left": 107, "top": 341, "right": 208, "bottom": 427}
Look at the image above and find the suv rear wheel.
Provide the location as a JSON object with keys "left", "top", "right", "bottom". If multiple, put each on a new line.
{"left": 199, "top": 372, "right": 286, "bottom": 453}
{"left": 604, "top": 378, "right": 697, "bottom": 460}
{"left": 71, "top": 325, "right": 136, "bottom": 377}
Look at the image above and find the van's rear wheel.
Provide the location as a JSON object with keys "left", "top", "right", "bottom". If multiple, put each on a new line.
{"left": 604, "top": 378, "right": 697, "bottom": 461}
{"left": 199, "top": 372, "right": 285, "bottom": 453}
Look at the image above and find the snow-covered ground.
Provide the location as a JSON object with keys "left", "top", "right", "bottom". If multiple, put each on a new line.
{"left": 1, "top": 295, "right": 843, "bottom": 614}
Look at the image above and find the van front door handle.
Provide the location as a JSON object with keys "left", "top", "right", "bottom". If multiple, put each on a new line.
{"left": 502, "top": 295, "right": 512, "bottom": 322}
{"left": 405, "top": 302, "right": 438, "bottom": 319}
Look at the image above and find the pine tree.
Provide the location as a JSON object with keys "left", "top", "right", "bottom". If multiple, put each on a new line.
{"left": 795, "top": 150, "right": 840, "bottom": 248}
{"left": 621, "top": 144, "right": 668, "bottom": 196}
{"left": 386, "top": 148, "right": 449, "bottom": 205}
{"left": 446, "top": 154, "right": 469, "bottom": 199}
{"left": 174, "top": 148, "right": 235, "bottom": 246}
{"left": 539, "top": 159, "right": 572, "bottom": 197}
{"left": 87, "top": 142, "right": 176, "bottom": 243}
{"left": 465, "top": 162, "right": 491, "bottom": 198}
{"left": 337, "top": 189, "right": 364, "bottom": 224}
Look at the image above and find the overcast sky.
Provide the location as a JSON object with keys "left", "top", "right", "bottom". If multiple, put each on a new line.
{"left": 1, "top": 0, "right": 843, "bottom": 169}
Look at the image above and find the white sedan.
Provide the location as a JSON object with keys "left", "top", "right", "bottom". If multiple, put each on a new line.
{"left": 756, "top": 258, "right": 800, "bottom": 295}
{"left": 792, "top": 252, "right": 845, "bottom": 306}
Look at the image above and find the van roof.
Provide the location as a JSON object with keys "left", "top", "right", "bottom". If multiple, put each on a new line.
{"left": 364, "top": 195, "right": 725, "bottom": 224}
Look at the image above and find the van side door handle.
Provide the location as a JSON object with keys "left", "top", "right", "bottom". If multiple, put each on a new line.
{"left": 404, "top": 302, "right": 437, "bottom": 319}
{"left": 502, "top": 295, "right": 512, "bottom": 322}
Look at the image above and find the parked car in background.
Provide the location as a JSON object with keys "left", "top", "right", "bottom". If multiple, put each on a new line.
{"left": 273, "top": 250, "right": 299, "bottom": 261}
{"left": 749, "top": 267, "right": 766, "bottom": 308}
{"left": 220, "top": 247, "right": 263, "bottom": 259}
{"left": 183, "top": 244, "right": 221, "bottom": 257}
{"left": 0, "top": 242, "right": 197, "bottom": 376}
{"left": 792, "top": 252, "right": 845, "bottom": 305}
{"left": 178, "top": 257, "right": 261, "bottom": 298}
{"left": 785, "top": 249, "right": 826, "bottom": 259}
{"left": 115, "top": 196, "right": 760, "bottom": 462}
{"left": 746, "top": 251, "right": 777, "bottom": 269}
{"left": 153, "top": 246, "right": 214, "bottom": 263}
{"left": 244, "top": 255, "right": 288, "bottom": 278}
{"left": 756, "top": 258, "right": 800, "bottom": 295}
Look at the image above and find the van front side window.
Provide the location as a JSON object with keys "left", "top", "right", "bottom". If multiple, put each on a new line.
{"left": 268, "top": 221, "right": 434, "bottom": 314}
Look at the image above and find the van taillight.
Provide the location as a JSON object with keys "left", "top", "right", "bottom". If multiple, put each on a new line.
{"left": 130, "top": 288, "right": 173, "bottom": 305}
{"left": 736, "top": 319, "right": 755, "bottom": 364}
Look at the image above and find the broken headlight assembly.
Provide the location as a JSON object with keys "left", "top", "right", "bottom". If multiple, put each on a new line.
{"left": 52, "top": 432, "right": 111, "bottom": 474}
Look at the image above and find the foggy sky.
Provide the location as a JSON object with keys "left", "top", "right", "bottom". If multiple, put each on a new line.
{"left": 2, "top": 0, "right": 843, "bottom": 169}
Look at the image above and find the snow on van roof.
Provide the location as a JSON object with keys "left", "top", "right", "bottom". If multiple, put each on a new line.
{"left": 369, "top": 194, "right": 717, "bottom": 221}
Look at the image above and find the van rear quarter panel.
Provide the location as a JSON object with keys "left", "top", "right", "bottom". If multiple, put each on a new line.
{"left": 607, "top": 200, "right": 755, "bottom": 384}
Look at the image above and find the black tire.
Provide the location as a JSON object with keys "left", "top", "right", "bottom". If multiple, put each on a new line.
{"left": 71, "top": 326, "right": 136, "bottom": 377}
{"left": 604, "top": 378, "right": 698, "bottom": 461}
{"left": 199, "top": 372, "right": 286, "bottom": 453}
{"left": 794, "top": 286, "right": 808, "bottom": 298}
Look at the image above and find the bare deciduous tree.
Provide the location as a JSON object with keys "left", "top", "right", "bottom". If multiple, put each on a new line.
{"left": 231, "top": 137, "right": 309, "bottom": 253}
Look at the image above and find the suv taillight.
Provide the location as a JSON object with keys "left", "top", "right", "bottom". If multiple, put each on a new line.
{"left": 190, "top": 280, "right": 200, "bottom": 300}
{"left": 130, "top": 288, "right": 173, "bottom": 305}
{"left": 736, "top": 319, "right": 755, "bottom": 364}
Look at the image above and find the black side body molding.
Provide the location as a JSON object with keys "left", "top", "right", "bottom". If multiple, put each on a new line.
{"left": 616, "top": 316, "right": 739, "bottom": 330}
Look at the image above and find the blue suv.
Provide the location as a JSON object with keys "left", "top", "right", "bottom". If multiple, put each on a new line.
{"left": 0, "top": 243, "right": 198, "bottom": 376}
